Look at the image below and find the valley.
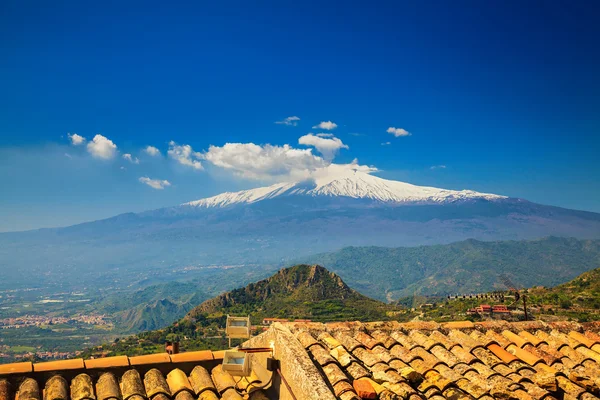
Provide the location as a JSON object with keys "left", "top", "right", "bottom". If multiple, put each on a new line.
{"left": 2, "top": 175, "right": 600, "bottom": 362}
{"left": 3, "top": 236, "right": 600, "bottom": 361}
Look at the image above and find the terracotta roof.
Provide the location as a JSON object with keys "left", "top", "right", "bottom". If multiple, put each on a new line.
{"left": 3, "top": 320, "right": 600, "bottom": 400}
{"left": 285, "top": 320, "right": 600, "bottom": 400}
{"left": 0, "top": 351, "right": 270, "bottom": 400}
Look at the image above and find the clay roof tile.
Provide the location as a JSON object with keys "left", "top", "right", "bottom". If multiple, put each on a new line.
{"left": 0, "top": 380, "right": 10, "bottom": 400}
{"left": 345, "top": 361, "right": 370, "bottom": 381}
{"left": 296, "top": 331, "right": 318, "bottom": 349}
{"left": 429, "top": 330, "right": 459, "bottom": 350}
{"left": 446, "top": 330, "right": 484, "bottom": 352}
{"left": 389, "top": 331, "right": 421, "bottom": 350}
{"left": 317, "top": 332, "right": 342, "bottom": 350}
{"left": 120, "top": 369, "right": 146, "bottom": 400}
{"left": 143, "top": 369, "right": 170, "bottom": 399}
{"left": 409, "top": 330, "right": 440, "bottom": 351}
{"left": 188, "top": 366, "right": 216, "bottom": 396}
{"left": 210, "top": 365, "right": 235, "bottom": 395}
{"left": 169, "top": 351, "right": 213, "bottom": 364}
{"left": 321, "top": 363, "right": 349, "bottom": 387}
{"left": 70, "top": 374, "right": 95, "bottom": 400}
{"left": 502, "top": 330, "right": 531, "bottom": 348}
{"left": 369, "top": 330, "right": 399, "bottom": 350}
{"left": 0, "top": 362, "right": 33, "bottom": 376}
{"left": 486, "top": 343, "right": 518, "bottom": 364}
{"left": 333, "top": 380, "right": 355, "bottom": 398}
{"left": 442, "top": 321, "right": 474, "bottom": 330}
{"left": 44, "top": 375, "right": 69, "bottom": 400}
{"left": 309, "top": 344, "right": 337, "bottom": 366}
{"left": 166, "top": 369, "right": 193, "bottom": 396}
{"left": 96, "top": 373, "right": 122, "bottom": 400}
{"left": 352, "top": 347, "right": 382, "bottom": 368}
{"left": 84, "top": 356, "right": 129, "bottom": 370}
{"left": 506, "top": 346, "right": 543, "bottom": 366}
{"left": 329, "top": 346, "right": 356, "bottom": 368}
{"left": 355, "top": 332, "right": 382, "bottom": 350}
{"left": 518, "top": 331, "right": 544, "bottom": 347}
{"left": 568, "top": 331, "right": 598, "bottom": 349}
{"left": 333, "top": 332, "right": 364, "bottom": 352}
{"left": 34, "top": 359, "right": 84, "bottom": 373}
{"left": 17, "top": 378, "right": 40, "bottom": 400}
{"left": 129, "top": 354, "right": 170, "bottom": 367}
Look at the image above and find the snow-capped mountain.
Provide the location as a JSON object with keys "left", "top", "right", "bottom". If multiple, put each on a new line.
{"left": 2, "top": 171, "right": 599, "bottom": 282}
{"left": 184, "top": 170, "right": 506, "bottom": 208}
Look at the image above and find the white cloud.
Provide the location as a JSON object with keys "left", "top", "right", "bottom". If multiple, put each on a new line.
{"left": 275, "top": 116, "right": 300, "bottom": 126}
{"left": 203, "top": 142, "right": 326, "bottom": 181}
{"left": 430, "top": 165, "right": 447, "bottom": 170}
{"left": 68, "top": 133, "right": 86, "bottom": 145}
{"left": 139, "top": 177, "right": 171, "bottom": 190}
{"left": 87, "top": 134, "right": 117, "bottom": 159}
{"left": 168, "top": 141, "right": 203, "bottom": 170}
{"left": 387, "top": 127, "right": 411, "bottom": 137}
{"left": 312, "top": 159, "right": 379, "bottom": 181}
{"left": 122, "top": 153, "right": 140, "bottom": 164}
{"left": 298, "top": 133, "right": 348, "bottom": 161}
{"left": 381, "top": 142, "right": 391, "bottom": 146}
{"left": 316, "top": 133, "right": 334, "bottom": 138}
{"left": 64, "top": 153, "right": 73, "bottom": 159}
{"left": 202, "top": 140, "right": 376, "bottom": 183}
{"left": 144, "top": 146, "right": 161, "bottom": 156}
{"left": 312, "top": 121, "right": 338, "bottom": 130}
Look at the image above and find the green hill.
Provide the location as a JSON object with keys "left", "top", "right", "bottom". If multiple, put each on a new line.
{"left": 302, "top": 237, "right": 600, "bottom": 300}
{"left": 83, "top": 265, "right": 399, "bottom": 357}
{"left": 527, "top": 267, "right": 600, "bottom": 318}
{"left": 186, "top": 264, "right": 395, "bottom": 322}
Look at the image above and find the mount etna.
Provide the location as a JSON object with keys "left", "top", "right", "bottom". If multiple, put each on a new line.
{"left": 1, "top": 170, "right": 599, "bottom": 290}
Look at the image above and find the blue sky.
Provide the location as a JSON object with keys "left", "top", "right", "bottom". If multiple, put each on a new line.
{"left": 1, "top": 0, "right": 599, "bottom": 231}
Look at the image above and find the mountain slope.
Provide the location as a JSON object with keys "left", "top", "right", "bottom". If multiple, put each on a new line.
{"left": 302, "top": 237, "right": 600, "bottom": 300}
{"left": 528, "top": 267, "right": 600, "bottom": 314}
{"left": 185, "top": 170, "right": 506, "bottom": 208}
{"left": 81, "top": 265, "right": 400, "bottom": 357}
{"left": 117, "top": 298, "right": 194, "bottom": 332}
{"left": 186, "top": 264, "right": 395, "bottom": 322}
{"left": 2, "top": 173, "right": 600, "bottom": 292}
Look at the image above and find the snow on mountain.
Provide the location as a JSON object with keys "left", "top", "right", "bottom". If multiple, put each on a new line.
{"left": 184, "top": 170, "right": 507, "bottom": 208}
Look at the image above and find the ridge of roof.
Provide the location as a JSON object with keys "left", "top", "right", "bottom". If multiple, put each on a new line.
{"left": 0, "top": 350, "right": 221, "bottom": 377}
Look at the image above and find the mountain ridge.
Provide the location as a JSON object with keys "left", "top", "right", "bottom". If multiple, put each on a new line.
{"left": 186, "top": 264, "right": 394, "bottom": 322}
{"left": 301, "top": 236, "right": 600, "bottom": 300}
